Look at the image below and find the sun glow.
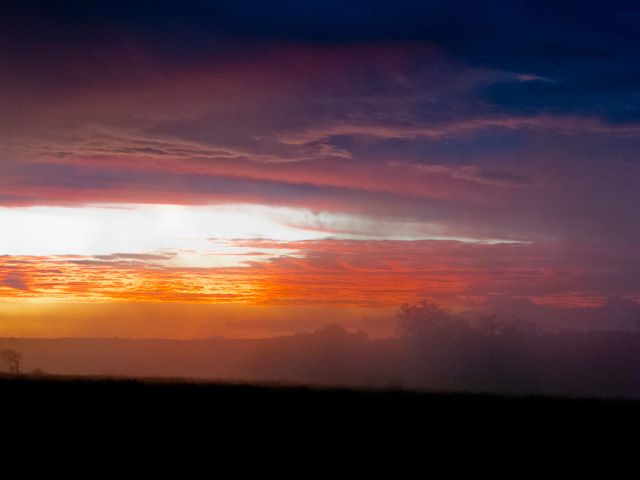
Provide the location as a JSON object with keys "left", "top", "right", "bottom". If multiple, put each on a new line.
{"left": 1, "top": 204, "right": 332, "bottom": 256}
{"left": 3, "top": 203, "right": 507, "bottom": 257}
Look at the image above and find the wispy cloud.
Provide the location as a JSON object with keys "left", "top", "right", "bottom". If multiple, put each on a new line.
{"left": 2, "top": 239, "right": 637, "bottom": 309}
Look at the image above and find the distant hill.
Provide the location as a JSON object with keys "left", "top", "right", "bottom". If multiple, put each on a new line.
{"left": 3, "top": 321, "right": 640, "bottom": 399}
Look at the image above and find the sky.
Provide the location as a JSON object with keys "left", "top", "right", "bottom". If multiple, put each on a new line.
{"left": 1, "top": 0, "right": 639, "bottom": 339}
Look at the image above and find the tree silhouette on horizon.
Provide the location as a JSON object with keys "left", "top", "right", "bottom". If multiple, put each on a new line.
{"left": 1, "top": 348, "right": 22, "bottom": 373}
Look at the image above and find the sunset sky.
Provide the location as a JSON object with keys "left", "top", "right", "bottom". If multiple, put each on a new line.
{"left": 1, "top": 1, "right": 639, "bottom": 338}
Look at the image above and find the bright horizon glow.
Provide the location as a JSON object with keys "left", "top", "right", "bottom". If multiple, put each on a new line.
{"left": 1, "top": 204, "right": 512, "bottom": 258}
{"left": 1, "top": 204, "right": 327, "bottom": 256}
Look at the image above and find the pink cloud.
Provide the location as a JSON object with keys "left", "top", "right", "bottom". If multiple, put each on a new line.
{"left": 4, "top": 237, "right": 636, "bottom": 310}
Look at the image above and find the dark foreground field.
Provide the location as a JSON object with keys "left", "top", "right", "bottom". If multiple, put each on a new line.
{"left": 4, "top": 372, "right": 639, "bottom": 472}
{"left": 4, "top": 373, "right": 639, "bottom": 434}
{"left": 5, "top": 373, "right": 636, "bottom": 471}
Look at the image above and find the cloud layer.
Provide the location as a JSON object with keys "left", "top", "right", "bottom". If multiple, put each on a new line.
{"left": 2, "top": 239, "right": 638, "bottom": 310}
{"left": 1, "top": 1, "right": 638, "bottom": 335}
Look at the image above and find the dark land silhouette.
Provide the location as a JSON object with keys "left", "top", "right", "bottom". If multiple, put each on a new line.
{"left": 3, "top": 372, "right": 639, "bottom": 456}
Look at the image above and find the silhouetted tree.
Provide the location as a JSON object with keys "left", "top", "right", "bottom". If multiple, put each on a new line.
{"left": 396, "top": 302, "right": 454, "bottom": 337}
{"left": 1, "top": 348, "right": 22, "bottom": 373}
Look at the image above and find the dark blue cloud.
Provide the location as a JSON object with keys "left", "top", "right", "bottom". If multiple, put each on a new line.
{"left": 329, "top": 129, "right": 529, "bottom": 166}
{"left": 3, "top": 0, "right": 639, "bottom": 119}
{"left": 6, "top": 1, "right": 639, "bottom": 67}
{"left": 486, "top": 75, "right": 640, "bottom": 122}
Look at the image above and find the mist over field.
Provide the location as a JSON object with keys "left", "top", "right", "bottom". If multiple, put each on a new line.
{"left": 3, "top": 300, "right": 639, "bottom": 400}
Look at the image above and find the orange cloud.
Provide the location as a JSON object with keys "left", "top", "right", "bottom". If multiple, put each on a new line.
{"left": 2, "top": 239, "right": 637, "bottom": 310}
